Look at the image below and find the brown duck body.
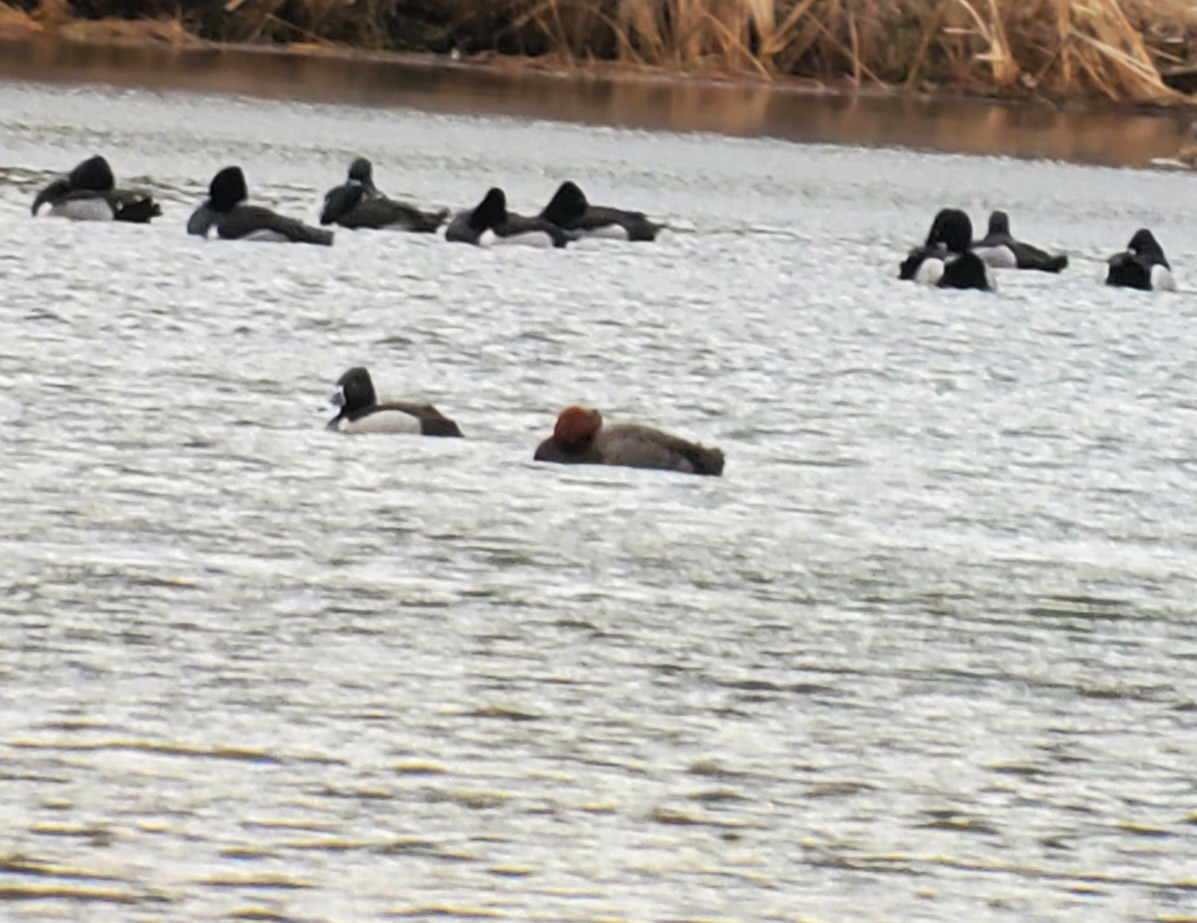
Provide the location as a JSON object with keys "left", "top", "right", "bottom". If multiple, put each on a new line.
{"left": 534, "top": 407, "right": 723, "bottom": 476}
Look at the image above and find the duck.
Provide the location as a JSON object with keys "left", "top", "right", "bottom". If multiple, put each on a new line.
{"left": 898, "top": 209, "right": 995, "bottom": 291}
{"left": 327, "top": 367, "right": 463, "bottom": 436}
{"left": 31, "top": 155, "right": 161, "bottom": 222}
{"left": 539, "top": 181, "right": 662, "bottom": 242}
{"left": 445, "top": 187, "right": 571, "bottom": 248}
{"left": 187, "top": 166, "right": 333, "bottom": 245}
{"left": 533, "top": 406, "right": 723, "bottom": 476}
{"left": 319, "top": 157, "right": 447, "bottom": 232}
{"left": 1105, "top": 229, "right": 1176, "bottom": 291}
{"left": 972, "top": 211, "right": 1068, "bottom": 272}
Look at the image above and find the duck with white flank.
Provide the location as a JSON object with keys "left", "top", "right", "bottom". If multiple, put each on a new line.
{"left": 1105, "top": 229, "right": 1176, "bottom": 291}
{"left": 972, "top": 211, "right": 1068, "bottom": 272}
{"left": 328, "top": 367, "right": 463, "bottom": 436}
{"left": 187, "top": 166, "right": 333, "bottom": 245}
{"left": 899, "top": 208, "right": 995, "bottom": 291}
{"left": 320, "top": 157, "right": 447, "bottom": 232}
{"left": 534, "top": 406, "right": 723, "bottom": 476}
{"left": 539, "top": 181, "right": 662, "bottom": 242}
{"left": 445, "top": 188, "right": 571, "bottom": 248}
{"left": 32, "top": 155, "right": 161, "bottom": 223}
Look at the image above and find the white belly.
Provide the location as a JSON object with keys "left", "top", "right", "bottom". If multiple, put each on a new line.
{"left": 576, "top": 224, "right": 630, "bottom": 241}
{"left": 337, "top": 409, "right": 422, "bottom": 434}
{"left": 492, "top": 230, "right": 555, "bottom": 248}
{"left": 48, "top": 198, "right": 112, "bottom": 221}
{"left": 240, "top": 229, "right": 291, "bottom": 243}
{"left": 974, "top": 245, "right": 1016, "bottom": 269}
{"left": 914, "top": 257, "right": 945, "bottom": 286}
{"left": 1152, "top": 265, "right": 1177, "bottom": 291}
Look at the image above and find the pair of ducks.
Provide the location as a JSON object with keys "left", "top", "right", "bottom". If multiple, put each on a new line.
{"left": 30, "top": 155, "right": 661, "bottom": 246}
{"left": 328, "top": 367, "right": 725, "bottom": 477}
{"left": 900, "top": 209, "right": 1176, "bottom": 292}
{"left": 321, "top": 158, "right": 663, "bottom": 246}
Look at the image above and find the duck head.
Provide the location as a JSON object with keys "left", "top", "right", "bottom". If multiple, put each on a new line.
{"left": 928, "top": 208, "right": 973, "bottom": 254}
{"left": 188, "top": 166, "right": 248, "bottom": 236}
{"left": 347, "top": 157, "right": 377, "bottom": 193}
{"left": 1126, "top": 228, "right": 1165, "bottom": 259}
{"left": 469, "top": 187, "right": 508, "bottom": 233}
{"left": 540, "top": 181, "right": 589, "bottom": 228}
{"left": 553, "top": 406, "right": 603, "bottom": 449}
{"left": 68, "top": 155, "right": 116, "bottom": 193}
{"left": 986, "top": 210, "right": 1010, "bottom": 237}
{"left": 330, "top": 367, "right": 377, "bottom": 414}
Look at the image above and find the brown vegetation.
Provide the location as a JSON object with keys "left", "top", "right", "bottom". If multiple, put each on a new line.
{"left": 2, "top": 0, "right": 1195, "bottom": 104}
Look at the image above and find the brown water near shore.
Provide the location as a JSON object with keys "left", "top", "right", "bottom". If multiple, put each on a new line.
{"left": 0, "top": 35, "right": 1193, "bottom": 167}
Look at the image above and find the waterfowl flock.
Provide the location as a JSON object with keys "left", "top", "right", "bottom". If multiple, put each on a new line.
{"left": 28, "top": 153, "right": 1183, "bottom": 476}
{"left": 899, "top": 206, "right": 1177, "bottom": 293}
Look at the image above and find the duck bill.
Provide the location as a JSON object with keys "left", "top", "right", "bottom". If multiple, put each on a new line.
{"left": 186, "top": 202, "right": 218, "bottom": 237}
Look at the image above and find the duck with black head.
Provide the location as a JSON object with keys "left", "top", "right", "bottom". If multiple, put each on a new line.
{"left": 188, "top": 166, "right": 333, "bottom": 245}
{"left": 327, "top": 367, "right": 463, "bottom": 436}
{"left": 972, "top": 210, "right": 1068, "bottom": 272}
{"left": 899, "top": 208, "right": 995, "bottom": 291}
{"left": 32, "top": 155, "right": 161, "bottom": 223}
{"left": 320, "top": 157, "right": 447, "bottom": 232}
{"left": 534, "top": 406, "right": 723, "bottom": 476}
{"left": 1105, "top": 229, "right": 1176, "bottom": 291}
{"left": 539, "top": 181, "right": 662, "bottom": 242}
{"left": 446, "top": 187, "right": 571, "bottom": 248}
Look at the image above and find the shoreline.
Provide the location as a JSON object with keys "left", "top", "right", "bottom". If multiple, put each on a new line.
{"left": 3, "top": 0, "right": 1195, "bottom": 105}
{"left": 0, "top": 31, "right": 1194, "bottom": 168}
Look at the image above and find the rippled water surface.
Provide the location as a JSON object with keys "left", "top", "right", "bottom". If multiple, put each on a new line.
{"left": 1, "top": 80, "right": 1196, "bottom": 922}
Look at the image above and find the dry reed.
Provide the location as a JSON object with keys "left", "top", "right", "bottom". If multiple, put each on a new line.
{"left": 4, "top": 0, "right": 1195, "bottom": 103}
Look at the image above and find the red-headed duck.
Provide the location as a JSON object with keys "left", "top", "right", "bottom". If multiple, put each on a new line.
{"left": 534, "top": 406, "right": 723, "bottom": 476}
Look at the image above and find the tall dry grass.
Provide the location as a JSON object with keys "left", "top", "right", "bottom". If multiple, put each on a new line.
{"left": 469, "top": 0, "right": 1189, "bottom": 102}
{"left": 4, "top": 0, "right": 1194, "bottom": 103}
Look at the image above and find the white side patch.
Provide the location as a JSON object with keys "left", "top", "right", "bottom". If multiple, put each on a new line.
{"left": 239, "top": 229, "right": 291, "bottom": 243}
{"left": 975, "top": 245, "right": 1017, "bottom": 269}
{"left": 48, "top": 198, "right": 112, "bottom": 221}
{"left": 493, "top": 230, "right": 554, "bottom": 248}
{"left": 1152, "top": 265, "right": 1177, "bottom": 292}
{"left": 576, "top": 225, "right": 630, "bottom": 241}
{"left": 337, "top": 409, "right": 422, "bottom": 434}
{"left": 914, "top": 257, "right": 945, "bottom": 286}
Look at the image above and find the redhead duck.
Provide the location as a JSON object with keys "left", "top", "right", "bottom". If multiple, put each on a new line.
{"left": 188, "top": 166, "right": 333, "bottom": 245}
{"left": 328, "top": 367, "right": 462, "bottom": 436}
{"left": 1105, "top": 229, "right": 1176, "bottom": 291}
{"left": 32, "top": 155, "right": 160, "bottom": 222}
{"left": 539, "top": 181, "right": 662, "bottom": 242}
{"left": 534, "top": 406, "right": 723, "bottom": 476}
{"left": 320, "top": 157, "right": 447, "bottom": 232}
{"left": 972, "top": 211, "right": 1068, "bottom": 272}
{"left": 899, "top": 208, "right": 994, "bottom": 291}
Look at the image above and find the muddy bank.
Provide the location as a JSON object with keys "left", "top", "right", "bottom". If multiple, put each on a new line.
{"left": 2, "top": 0, "right": 1196, "bottom": 106}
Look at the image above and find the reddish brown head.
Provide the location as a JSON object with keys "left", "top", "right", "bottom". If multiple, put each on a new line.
{"left": 553, "top": 406, "right": 602, "bottom": 449}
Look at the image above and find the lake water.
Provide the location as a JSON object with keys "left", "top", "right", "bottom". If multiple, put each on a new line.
{"left": 0, "top": 78, "right": 1195, "bottom": 922}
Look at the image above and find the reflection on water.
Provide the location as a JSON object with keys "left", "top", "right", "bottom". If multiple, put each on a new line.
{"left": 0, "top": 35, "right": 1193, "bottom": 166}
{"left": 1, "top": 77, "right": 1196, "bottom": 922}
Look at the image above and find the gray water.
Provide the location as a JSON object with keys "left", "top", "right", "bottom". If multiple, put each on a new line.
{"left": 1, "top": 80, "right": 1195, "bottom": 923}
